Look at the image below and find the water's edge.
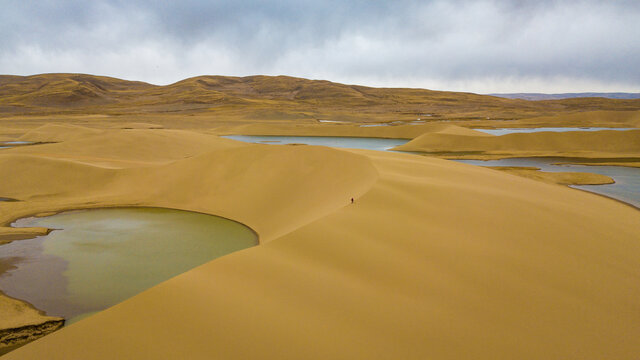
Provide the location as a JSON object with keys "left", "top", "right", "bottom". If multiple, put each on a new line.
{"left": 0, "top": 206, "right": 258, "bottom": 353}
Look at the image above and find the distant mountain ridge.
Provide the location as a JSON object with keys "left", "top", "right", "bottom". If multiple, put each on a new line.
{"left": 1, "top": 73, "right": 640, "bottom": 121}
{"left": 489, "top": 93, "right": 640, "bottom": 100}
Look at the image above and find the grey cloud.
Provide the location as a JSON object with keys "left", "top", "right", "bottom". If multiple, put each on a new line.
{"left": 0, "top": 0, "right": 638, "bottom": 92}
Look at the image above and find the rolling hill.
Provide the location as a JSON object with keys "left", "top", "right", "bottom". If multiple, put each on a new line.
{"left": 2, "top": 74, "right": 640, "bottom": 124}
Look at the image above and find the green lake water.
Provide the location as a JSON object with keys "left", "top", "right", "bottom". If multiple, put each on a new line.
{"left": 0, "top": 208, "right": 257, "bottom": 323}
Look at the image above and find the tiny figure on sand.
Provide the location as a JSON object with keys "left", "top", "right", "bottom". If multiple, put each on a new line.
{"left": 351, "top": 198, "right": 354, "bottom": 204}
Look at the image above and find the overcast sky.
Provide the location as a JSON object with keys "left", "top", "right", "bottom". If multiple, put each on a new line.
{"left": 1, "top": 0, "right": 639, "bottom": 93}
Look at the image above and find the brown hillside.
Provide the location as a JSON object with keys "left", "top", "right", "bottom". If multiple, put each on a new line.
{"left": 2, "top": 74, "right": 640, "bottom": 124}
{"left": 0, "top": 74, "right": 155, "bottom": 110}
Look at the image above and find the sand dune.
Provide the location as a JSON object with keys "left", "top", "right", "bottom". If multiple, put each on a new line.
{"left": 112, "top": 122, "right": 164, "bottom": 129}
{"left": 1, "top": 126, "right": 639, "bottom": 359}
{"left": 14, "top": 126, "right": 246, "bottom": 168}
{"left": 1, "top": 129, "right": 378, "bottom": 243}
{"left": 0, "top": 128, "right": 378, "bottom": 350}
{"left": 394, "top": 129, "right": 640, "bottom": 164}
{"left": 18, "top": 123, "right": 105, "bottom": 143}
{"left": 485, "top": 166, "right": 615, "bottom": 185}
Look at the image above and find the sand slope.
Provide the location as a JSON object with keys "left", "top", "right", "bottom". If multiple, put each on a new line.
{"left": 12, "top": 126, "right": 247, "bottom": 168}
{"left": 485, "top": 166, "right": 615, "bottom": 185}
{"left": 0, "top": 127, "right": 378, "bottom": 350}
{"left": 394, "top": 129, "right": 640, "bottom": 161}
{"left": 1, "top": 129, "right": 378, "bottom": 243}
{"left": 2, "top": 128, "right": 639, "bottom": 359}
{"left": 18, "top": 123, "right": 105, "bottom": 143}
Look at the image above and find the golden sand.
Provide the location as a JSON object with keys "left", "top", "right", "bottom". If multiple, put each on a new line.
{"left": 485, "top": 166, "right": 615, "bottom": 185}
{"left": 393, "top": 128, "right": 640, "bottom": 167}
{"left": 1, "top": 124, "right": 639, "bottom": 359}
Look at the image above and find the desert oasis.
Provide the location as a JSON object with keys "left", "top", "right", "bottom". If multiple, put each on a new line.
{"left": 1, "top": 0, "right": 640, "bottom": 359}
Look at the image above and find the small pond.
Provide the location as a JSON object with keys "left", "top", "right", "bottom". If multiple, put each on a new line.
{"left": 0, "top": 208, "right": 257, "bottom": 323}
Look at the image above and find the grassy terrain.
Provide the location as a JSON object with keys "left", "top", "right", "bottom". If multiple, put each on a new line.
{"left": 2, "top": 73, "right": 640, "bottom": 129}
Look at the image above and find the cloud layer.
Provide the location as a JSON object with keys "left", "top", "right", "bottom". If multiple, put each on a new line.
{"left": 1, "top": 0, "right": 639, "bottom": 92}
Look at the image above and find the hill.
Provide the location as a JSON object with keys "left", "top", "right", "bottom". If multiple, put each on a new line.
{"left": 2, "top": 74, "right": 640, "bottom": 125}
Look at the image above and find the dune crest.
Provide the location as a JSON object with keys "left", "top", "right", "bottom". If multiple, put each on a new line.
{"left": 0, "top": 129, "right": 380, "bottom": 351}
{"left": 1, "top": 129, "right": 379, "bottom": 243}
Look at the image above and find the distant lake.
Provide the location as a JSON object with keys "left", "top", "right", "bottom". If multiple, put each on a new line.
{"left": 223, "top": 135, "right": 408, "bottom": 151}
{"left": 472, "top": 127, "right": 637, "bottom": 135}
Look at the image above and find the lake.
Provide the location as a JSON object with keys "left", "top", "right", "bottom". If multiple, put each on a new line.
{"left": 0, "top": 207, "right": 257, "bottom": 323}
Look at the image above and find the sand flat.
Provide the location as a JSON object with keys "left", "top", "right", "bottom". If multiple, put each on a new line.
{"left": 2, "top": 129, "right": 639, "bottom": 359}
